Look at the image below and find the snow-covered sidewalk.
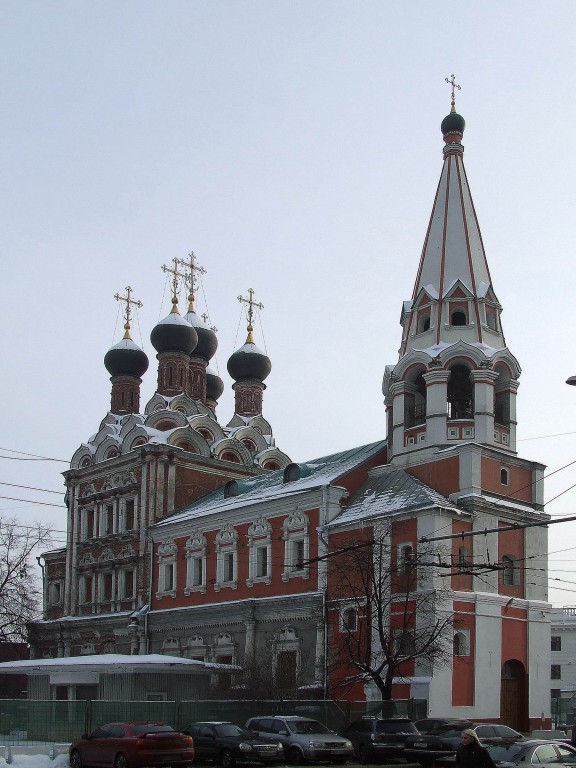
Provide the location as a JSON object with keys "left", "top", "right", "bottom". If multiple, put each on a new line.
{"left": 0, "top": 754, "right": 69, "bottom": 768}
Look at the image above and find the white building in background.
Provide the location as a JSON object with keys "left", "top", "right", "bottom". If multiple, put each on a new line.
{"left": 550, "top": 607, "right": 576, "bottom": 725}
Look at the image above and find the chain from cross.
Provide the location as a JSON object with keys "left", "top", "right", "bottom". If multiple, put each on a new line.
{"left": 238, "top": 288, "right": 264, "bottom": 331}
{"left": 161, "top": 257, "right": 187, "bottom": 308}
{"left": 445, "top": 74, "right": 461, "bottom": 107}
{"left": 177, "top": 251, "right": 207, "bottom": 312}
{"left": 114, "top": 286, "right": 143, "bottom": 337}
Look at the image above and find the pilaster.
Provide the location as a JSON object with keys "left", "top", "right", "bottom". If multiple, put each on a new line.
{"left": 423, "top": 369, "right": 451, "bottom": 446}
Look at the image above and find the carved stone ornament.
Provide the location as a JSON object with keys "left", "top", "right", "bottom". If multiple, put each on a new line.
{"left": 158, "top": 538, "right": 177, "bottom": 557}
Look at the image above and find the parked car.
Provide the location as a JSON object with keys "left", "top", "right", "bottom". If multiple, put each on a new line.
{"left": 413, "top": 719, "right": 474, "bottom": 736}
{"left": 404, "top": 722, "right": 523, "bottom": 766}
{"left": 430, "top": 739, "right": 576, "bottom": 768}
{"left": 340, "top": 717, "right": 419, "bottom": 763}
{"left": 245, "top": 715, "right": 354, "bottom": 765}
{"left": 69, "top": 722, "right": 195, "bottom": 768}
{"left": 184, "top": 721, "right": 284, "bottom": 767}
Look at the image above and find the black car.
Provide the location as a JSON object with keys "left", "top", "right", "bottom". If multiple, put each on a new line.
{"left": 404, "top": 722, "right": 523, "bottom": 766}
{"left": 185, "top": 722, "right": 284, "bottom": 767}
{"left": 340, "top": 717, "right": 419, "bottom": 763}
{"left": 414, "top": 719, "right": 474, "bottom": 736}
{"left": 431, "top": 739, "right": 576, "bottom": 768}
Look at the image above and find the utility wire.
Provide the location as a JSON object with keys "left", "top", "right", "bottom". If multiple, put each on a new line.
{"left": 0, "top": 495, "right": 65, "bottom": 509}
{"left": 0, "top": 482, "right": 63, "bottom": 495}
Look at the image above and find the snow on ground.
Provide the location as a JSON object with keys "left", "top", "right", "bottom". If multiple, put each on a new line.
{"left": 1, "top": 755, "right": 69, "bottom": 768}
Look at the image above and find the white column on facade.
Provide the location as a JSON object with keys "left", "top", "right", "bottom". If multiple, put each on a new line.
{"left": 389, "top": 380, "right": 407, "bottom": 455}
{"left": 470, "top": 369, "right": 499, "bottom": 444}
{"left": 423, "top": 369, "right": 450, "bottom": 446}
{"left": 66, "top": 482, "right": 79, "bottom": 615}
{"left": 314, "top": 615, "right": 325, "bottom": 682}
{"left": 244, "top": 604, "right": 256, "bottom": 668}
{"left": 166, "top": 452, "right": 177, "bottom": 517}
{"left": 507, "top": 379, "right": 520, "bottom": 451}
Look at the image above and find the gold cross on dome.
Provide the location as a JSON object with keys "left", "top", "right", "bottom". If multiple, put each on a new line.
{"left": 177, "top": 250, "right": 207, "bottom": 313}
{"left": 114, "top": 286, "right": 143, "bottom": 339}
{"left": 445, "top": 74, "right": 461, "bottom": 111}
{"left": 238, "top": 288, "right": 264, "bottom": 343}
{"left": 202, "top": 312, "right": 217, "bottom": 333}
{"left": 161, "top": 257, "right": 187, "bottom": 313}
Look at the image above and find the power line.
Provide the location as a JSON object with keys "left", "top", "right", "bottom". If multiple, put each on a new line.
{"left": 0, "top": 447, "right": 68, "bottom": 463}
{"left": 0, "top": 495, "right": 65, "bottom": 509}
{"left": 0, "top": 482, "right": 63, "bottom": 495}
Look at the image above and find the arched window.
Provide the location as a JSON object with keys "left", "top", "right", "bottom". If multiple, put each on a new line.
{"left": 221, "top": 451, "right": 240, "bottom": 463}
{"left": 197, "top": 429, "right": 214, "bottom": 442}
{"left": 447, "top": 365, "right": 473, "bottom": 419}
{"left": 176, "top": 441, "right": 195, "bottom": 452}
{"left": 404, "top": 370, "right": 427, "bottom": 428}
{"left": 398, "top": 544, "right": 414, "bottom": 575}
{"left": 500, "top": 467, "right": 510, "bottom": 486}
{"left": 418, "top": 314, "right": 431, "bottom": 333}
{"left": 501, "top": 555, "right": 519, "bottom": 586}
{"left": 451, "top": 309, "right": 467, "bottom": 326}
{"left": 263, "top": 461, "right": 280, "bottom": 471}
{"left": 342, "top": 607, "right": 357, "bottom": 632}
{"left": 453, "top": 631, "right": 469, "bottom": 656}
{"left": 241, "top": 439, "right": 257, "bottom": 453}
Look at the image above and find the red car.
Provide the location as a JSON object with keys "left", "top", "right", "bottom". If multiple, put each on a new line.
{"left": 69, "top": 722, "right": 195, "bottom": 768}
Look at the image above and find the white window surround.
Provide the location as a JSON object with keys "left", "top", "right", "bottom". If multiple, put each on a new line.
{"left": 185, "top": 531, "right": 207, "bottom": 595}
{"left": 156, "top": 538, "right": 177, "bottom": 598}
{"left": 119, "top": 568, "right": 135, "bottom": 599}
{"left": 271, "top": 627, "right": 301, "bottom": 683}
{"left": 247, "top": 516, "right": 272, "bottom": 587}
{"left": 48, "top": 581, "right": 63, "bottom": 606}
{"left": 185, "top": 635, "right": 208, "bottom": 660}
{"left": 282, "top": 509, "right": 310, "bottom": 582}
{"left": 215, "top": 524, "right": 238, "bottom": 591}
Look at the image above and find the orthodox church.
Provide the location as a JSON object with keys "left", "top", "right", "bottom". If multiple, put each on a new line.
{"left": 30, "top": 89, "right": 551, "bottom": 729}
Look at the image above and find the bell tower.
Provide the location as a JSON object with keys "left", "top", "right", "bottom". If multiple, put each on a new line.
{"left": 383, "top": 78, "right": 521, "bottom": 461}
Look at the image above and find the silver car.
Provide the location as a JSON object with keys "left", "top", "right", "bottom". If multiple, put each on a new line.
{"left": 245, "top": 716, "right": 353, "bottom": 765}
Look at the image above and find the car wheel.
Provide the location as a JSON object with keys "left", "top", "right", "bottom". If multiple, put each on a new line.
{"left": 287, "top": 747, "right": 304, "bottom": 765}
{"left": 219, "top": 749, "right": 235, "bottom": 768}
{"left": 114, "top": 753, "right": 129, "bottom": 768}
{"left": 70, "top": 751, "right": 82, "bottom": 768}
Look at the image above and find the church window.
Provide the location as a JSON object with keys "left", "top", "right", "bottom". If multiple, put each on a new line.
{"left": 80, "top": 456, "right": 91, "bottom": 468}
{"left": 242, "top": 439, "right": 257, "bottom": 453}
{"left": 282, "top": 510, "right": 309, "bottom": 582}
{"left": 486, "top": 309, "right": 498, "bottom": 330}
{"left": 215, "top": 524, "right": 238, "bottom": 591}
{"left": 395, "top": 629, "right": 416, "bottom": 656}
{"left": 120, "top": 569, "right": 135, "bottom": 599}
{"left": 198, "top": 428, "right": 214, "bottom": 441}
{"left": 263, "top": 461, "right": 280, "bottom": 471}
{"left": 552, "top": 636, "right": 561, "bottom": 652}
{"left": 79, "top": 575, "right": 93, "bottom": 604}
{"left": 342, "top": 607, "right": 357, "bottom": 632}
{"left": 417, "top": 314, "right": 431, "bottom": 333}
{"left": 83, "top": 508, "right": 95, "bottom": 540}
{"left": 398, "top": 543, "right": 414, "bottom": 575}
{"left": 453, "top": 630, "right": 470, "bottom": 656}
{"left": 447, "top": 365, "right": 473, "bottom": 420}
{"left": 247, "top": 517, "right": 272, "bottom": 586}
{"left": 102, "top": 503, "right": 114, "bottom": 536}
{"left": 272, "top": 628, "right": 300, "bottom": 690}
{"left": 48, "top": 581, "right": 62, "bottom": 605}
{"left": 124, "top": 498, "right": 135, "bottom": 531}
{"left": 500, "top": 467, "right": 510, "bottom": 486}
{"left": 501, "top": 555, "right": 519, "bottom": 586}
{"left": 221, "top": 451, "right": 240, "bottom": 463}
{"left": 551, "top": 664, "right": 561, "bottom": 680}
{"left": 160, "top": 562, "right": 175, "bottom": 593}
{"left": 276, "top": 651, "right": 297, "bottom": 689}
{"left": 451, "top": 309, "right": 467, "bottom": 326}
{"left": 185, "top": 531, "right": 207, "bottom": 594}
{"left": 189, "top": 556, "right": 204, "bottom": 587}
{"left": 100, "top": 572, "right": 113, "bottom": 602}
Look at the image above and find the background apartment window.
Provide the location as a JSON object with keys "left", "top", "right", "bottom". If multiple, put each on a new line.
{"left": 551, "top": 636, "right": 562, "bottom": 652}
{"left": 101, "top": 573, "right": 113, "bottom": 601}
{"left": 122, "top": 569, "right": 135, "bottom": 599}
{"left": 551, "top": 664, "right": 561, "bottom": 680}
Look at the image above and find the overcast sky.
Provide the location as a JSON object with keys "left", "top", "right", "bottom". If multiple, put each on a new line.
{"left": 2, "top": 1, "right": 576, "bottom": 607}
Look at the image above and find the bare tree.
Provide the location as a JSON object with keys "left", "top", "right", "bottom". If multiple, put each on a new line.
{"left": 0, "top": 515, "right": 53, "bottom": 642}
{"left": 326, "top": 525, "right": 454, "bottom": 700}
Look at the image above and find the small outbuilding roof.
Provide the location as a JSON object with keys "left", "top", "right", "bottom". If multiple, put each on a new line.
{"left": 0, "top": 653, "right": 240, "bottom": 675}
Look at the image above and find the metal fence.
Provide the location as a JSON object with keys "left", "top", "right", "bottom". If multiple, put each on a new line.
{"left": 0, "top": 698, "right": 427, "bottom": 745}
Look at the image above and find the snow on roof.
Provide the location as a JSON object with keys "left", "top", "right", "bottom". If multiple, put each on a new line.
{"left": 156, "top": 440, "right": 387, "bottom": 526}
{"left": 329, "top": 466, "right": 459, "bottom": 528}
{"left": 0, "top": 653, "right": 240, "bottom": 675}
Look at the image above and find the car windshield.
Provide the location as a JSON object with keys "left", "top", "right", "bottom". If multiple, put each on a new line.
{"left": 214, "top": 725, "right": 251, "bottom": 738}
{"left": 131, "top": 725, "right": 175, "bottom": 735}
{"left": 429, "top": 727, "right": 468, "bottom": 738}
{"left": 376, "top": 722, "right": 418, "bottom": 734}
{"left": 484, "top": 743, "right": 529, "bottom": 761}
{"left": 290, "top": 720, "right": 331, "bottom": 735}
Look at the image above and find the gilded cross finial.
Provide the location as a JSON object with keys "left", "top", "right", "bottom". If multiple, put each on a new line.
{"left": 177, "top": 250, "right": 207, "bottom": 314}
{"left": 114, "top": 286, "right": 143, "bottom": 339}
{"left": 445, "top": 74, "right": 461, "bottom": 113}
{"left": 238, "top": 288, "right": 264, "bottom": 344}
{"left": 161, "top": 257, "right": 187, "bottom": 314}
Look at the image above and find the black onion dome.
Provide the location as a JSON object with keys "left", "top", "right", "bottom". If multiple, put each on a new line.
{"left": 227, "top": 341, "right": 271, "bottom": 382}
{"left": 150, "top": 312, "right": 198, "bottom": 354}
{"left": 441, "top": 111, "right": 465, "bottom": 136}
{"left": 206, "top": 365, "right": 224, "bottom": 401}
{"left": 104, "top": 337, "right": 149, "bottom": 378}
{"left": 185, "top": 310, "right": 218, "bottom": 362}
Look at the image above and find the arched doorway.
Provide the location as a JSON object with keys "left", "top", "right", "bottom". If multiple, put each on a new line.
{"left": 501, "top": 660, "right": 527, "bottom": 732}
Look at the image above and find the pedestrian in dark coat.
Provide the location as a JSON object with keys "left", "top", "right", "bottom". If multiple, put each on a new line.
{"left": 455, "top": 729, "right": 497, "bottom": 768}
